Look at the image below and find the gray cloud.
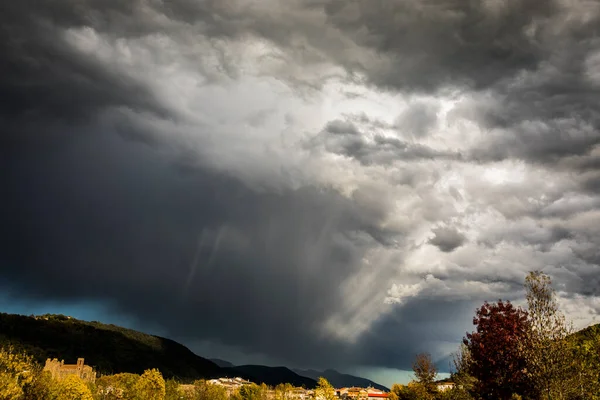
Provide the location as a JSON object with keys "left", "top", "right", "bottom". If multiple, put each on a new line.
{"left": 394, "top": 101, "right": 440, "bottom": 139}
{"left": 428, "top": 227, "right": 466, "bottom": 253}
{"left": 309, "top": 119, "right": 461, "bottom": 166}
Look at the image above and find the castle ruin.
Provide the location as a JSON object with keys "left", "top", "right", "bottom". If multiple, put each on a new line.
{"left": 43, "top": 357, "right": 96, "bottom": 383}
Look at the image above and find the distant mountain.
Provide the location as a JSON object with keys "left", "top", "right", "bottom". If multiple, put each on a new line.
{"left": 211, "top": 358, "right": 235, "bottom": 368}
{"left": 293, "top": 368, "right": 389, "bottom": 391}
{"left": 224, "top": 365, "right": 317, "bottom": 388}
{"left": 0, "top": 312, "right": 221, "bottom": 381}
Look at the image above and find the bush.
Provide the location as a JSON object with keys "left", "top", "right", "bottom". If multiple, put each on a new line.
{"left": 54, "top": 375, "right": 94, "bottom": 400}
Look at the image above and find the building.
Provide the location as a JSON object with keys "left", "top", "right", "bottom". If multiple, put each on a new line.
{"left": 44, "top": 357, "right": 96, "bottom": 383}
{"left": 207, "top": 377, "right": 253, "bottom": 394}
{"left": 337, "top": 387, "right": 389, "bottom": 399}
{"left": 436, "top": 381, "right": 455, "bottom": 391}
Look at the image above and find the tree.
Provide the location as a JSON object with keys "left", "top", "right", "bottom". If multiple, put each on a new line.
{"left": 0, "top": 347, "right": 36, "bottom": 400}
{"left": 96, "top": 372, "right": 140, "bottom": 399}
{"left": 238, "top": 383, "right": 268, "bottom": 400}
{"left": 447, "top": 343, "right": 476, "bottom": 400}
{"left": 164, "top": 379, "right": 183, "bottom": 400}
{"left": 133, "top": 369, "right": 165, "bottom": 400}
{"left": 313, "top": 377, "right": 336, "bottom": 400}
{"left": 464, "top": 300, "right": 535, "bottom": 399}
{"left": 275, "top": 382, "right": 294, "bottom": 400}
{"left": 22, "top": 370, "right": 56, "bottom": 400}
{"left": 523, "top": 271, "right": 581, "bottom": 399}
{"left": 54, "top": 375, "right": 94, "bottom": 400}
{"left": 570, "top": 324, "right": 600, "bottom": 400}
{"left": 193, "top": 379, "right": 228, "bottom": 400}
{"left": 0, "top": 372, "right": 22, "bottom": 400}
{"left": 412, "top": 352, "right": 437, "bottom": 395}
{"left": 388, "top": 382, "right": 430, "bottom": 400}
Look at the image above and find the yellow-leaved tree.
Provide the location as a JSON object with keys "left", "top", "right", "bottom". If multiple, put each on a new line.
{"left": 133, "top": 368, "right": 166, "bottom": 400}
{"left": 193, "top": 379, "right": 228, "bottom": 400}
{"left": 0, "top": 347, "right": 36, "bottom": 400}
{"left": 313, "top": 377, "right": 336, "bottom": 400}
{"left": 523, "top": 271, "right": 579, "bottom": 399}
{"left": 53, "top": 375, "right": 94, "bottom": 400}
{"left": 275, "top": 382, "right": 294, "bottom": 400}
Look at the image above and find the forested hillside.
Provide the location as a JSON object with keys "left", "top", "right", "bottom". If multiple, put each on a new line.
{"left": 0, "top": 312, "right": 221, "bottom": 380}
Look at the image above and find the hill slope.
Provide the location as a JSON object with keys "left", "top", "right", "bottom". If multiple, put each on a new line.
{"left": 211, "top": 358, "right": 235, "bottom": 368}
{"left": 293, "top": 368, "right": 388, "bottom": 391}
{"left": 0, "top": 312, "right": 221, "bottom": 381}
{"left": 569, "top": 323, "right": 600, "bottom": 345}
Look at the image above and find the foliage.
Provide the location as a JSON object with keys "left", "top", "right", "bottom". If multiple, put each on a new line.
{"left": 96, "top": 372, "right": 140, "bottom": 399}
{"left": 22, "top": 370, "right": 57, "bottom": 400}
{"left": 449, "top": 343, "right": 477, "bottom": 398}
{"left": 388, "top": 382, "right": 432, "bottom": 400}
{"left": 569, "top": 324, "right": 600, "bottom": 399}
{"left": 192, "top": 379, "right": 229, "bottom": 400}
{"left": 133, "top": 368, "right": 165, "bottom": 400}
{"left": 313, "top": 377, "right": 336, "bottom": 400}
{"left": 412, "top": 352, "right": 437, "bottom": 395}
{"left": 435, "top": 386, "right": 475, "bottom": 400}
{"left": 274, "top": 382, "right": 294, "bottom": 400}
{"left": 523, "top": 271, "right": 593, "bottom": 399}
{"left": 164, "top": 378, "right": 183, "bottom": 400}
{"left": 237, "top": 383, "right": 269, "bottom": 400}
{"left": 54, "top": 374, "right": 94, "bottom": 400}
{"left": 0, "top": 346, "right": 36, "bottom": 400}
{"left": 0, "top": 372, "right": 22, "bottom": 400}
{"left": 464, "top": 300, "right": 535, "bottom": 399}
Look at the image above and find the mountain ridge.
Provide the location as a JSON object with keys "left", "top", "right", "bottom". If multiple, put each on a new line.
{"left": 0, "top": 312, "right": 383, "bottom": 389}
{"left": 293, "top": 368, "right": 389, "bottom": 391}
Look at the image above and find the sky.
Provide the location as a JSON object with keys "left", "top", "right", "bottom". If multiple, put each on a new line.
{"left": 1, "top": 0, "right": 600, "bottom": 389}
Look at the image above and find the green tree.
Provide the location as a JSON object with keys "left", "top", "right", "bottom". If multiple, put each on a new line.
{"left": 133, "top": 369, "right": 165, "bottom": 400}
{"left": 54, "top": 375, "right": 94, "bottom": 400}
{"left": 313, "top": 377, "right": 336, "bottom": 400}
{"left": 447, "top": 343, "right": 476, "bottom": 399}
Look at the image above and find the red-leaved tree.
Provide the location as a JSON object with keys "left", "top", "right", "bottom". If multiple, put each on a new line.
{"left": 464, "top": 300, "right": 536, "bottom": 399}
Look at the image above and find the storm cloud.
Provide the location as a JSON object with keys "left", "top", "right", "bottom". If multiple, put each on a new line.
{"left": 1, "top": 0, "right": 600, "bottom": 377}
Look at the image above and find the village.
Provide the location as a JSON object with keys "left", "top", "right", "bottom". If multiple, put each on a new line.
{"left": 42, "top": 356, "right": 456, "bottom": 399}
{"left": 198, "top": 377, "right": 455, "bottom": 399}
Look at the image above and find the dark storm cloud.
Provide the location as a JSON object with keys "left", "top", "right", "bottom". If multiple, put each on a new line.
{"left": 428, "top": 227, "right": 466, "bottom": 253}
{"left": 2, "top": 0, "right": 600, "bottom": 375}
{"left": 0, "top": 129, "right": 389, "bottom": 367}
{"left": 0, "top": 1, "right": 169, "bottom": 127}
{"left": 355, "top": 298, "right": 475, "bottom": 370}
